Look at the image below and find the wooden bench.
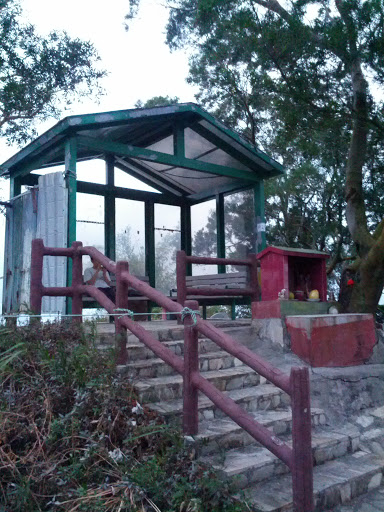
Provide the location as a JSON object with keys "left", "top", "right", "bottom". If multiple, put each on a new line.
{"left": 82, "top": 275, "right": 151, "bottom": 320}
{"left": 176, "top": 251, "right": 260, "bottom": 320}
{"left": 183, "top": 272, "right": 252, "bottom": 319}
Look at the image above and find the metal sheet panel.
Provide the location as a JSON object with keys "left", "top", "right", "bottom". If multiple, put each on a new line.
{"left": 37, "top": 172, "right": 68, "bottom": 314}
{"left": 2, "top": 190, "right": 38, "bottom": 313}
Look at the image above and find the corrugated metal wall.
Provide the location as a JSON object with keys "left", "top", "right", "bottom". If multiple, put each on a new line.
{"left": 2, "top": 190, "right": 38, "bottom": 313}
{"left": 37, "top": 173, "right": 68, "bottom": 314}
{"left": 2, "top": 172, "right": 68, "bottom": 314}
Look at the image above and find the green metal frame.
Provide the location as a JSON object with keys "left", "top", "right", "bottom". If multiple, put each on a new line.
{"left": 76, "top": 135, "right": 261, "bottom": 183}
{"left": 105, "top": 154, "right": 116, "bottom": 261}
{"left": 216, "top": 193, "right": 226, "bottom": 274}
{"left": 254, "top": 182, "right": 266, "bottom": 253}
{"left": 145, "top": 201, "right": 156, "bottom": 289}
{"left": 2, "top": 103, "right": 281, "bottom": 312}
{"left": 65, "top": 137, "right": 77, "bottom": 313}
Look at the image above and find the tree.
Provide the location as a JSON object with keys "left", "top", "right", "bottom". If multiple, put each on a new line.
{"left": 159, "top": 0, "right": 384, "bottom": 313}
{"left": 0, "top": 0, "right": 105, "bottom": 144}
{"left": 134, "top": 95, "right": 179, "bottom": 109}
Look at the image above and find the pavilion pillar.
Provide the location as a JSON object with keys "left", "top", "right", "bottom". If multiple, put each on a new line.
{"left": 65, "top": 137, "right": 77, "bottom": 314}
{"left": 145, "top": 201, "right": 155, "bottom": 288}
{"left": 216, "top": 193, "right": 225, "bottom": 273}
{"left": 180, "top": 203, "right": 192, "bottom": 275}
{"left": 105, "top": 154, "right": 116, "bottom": 261}
{"left": 254, "top": 181, "right": 266, "bottom": 254}
{"left": 10, "top": 177, "right": 21, "bottom": 198}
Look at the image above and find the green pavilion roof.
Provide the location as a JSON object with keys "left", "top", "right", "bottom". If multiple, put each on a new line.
{"left": 0, "top": 103, "right": 284, "bottom": 202}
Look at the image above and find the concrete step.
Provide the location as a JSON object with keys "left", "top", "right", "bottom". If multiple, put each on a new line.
{"left": 202, "top": 428, "right": 359, "bottom": 490}
{"left": 92, "top": 321, "right": 253, "bottom": 347}
{"left": 121, "top": 337, "right": 226, "bottom": 360}
{"left": 195, "top": 408, "right": 326, "bottom": 455}
{"left": 120, "top": 350, "right": 246, "bottom": 378}
{"left": 132, "top": 365, "right": 260, "bottom": 402}
{"left": 243, "top": 452, "right": 384, "bottom": 512}
{"left": 148, "top": 384, "right": 290, "bottom": 421}
{"left": 329, "top": 485, "right": 384, "bottom": 511}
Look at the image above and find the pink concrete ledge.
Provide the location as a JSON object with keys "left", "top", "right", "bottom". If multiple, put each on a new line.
{"left": 285, "top": 314, "right": 376, "bottom": 367}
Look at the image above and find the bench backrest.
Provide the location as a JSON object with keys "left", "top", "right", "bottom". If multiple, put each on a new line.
{"left": 186, "top": 271, "right": 248, "bottom": 289}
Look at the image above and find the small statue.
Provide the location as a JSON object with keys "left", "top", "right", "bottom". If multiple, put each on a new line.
{"left": 278, "top": 288, "right": 289, "bottom": 300}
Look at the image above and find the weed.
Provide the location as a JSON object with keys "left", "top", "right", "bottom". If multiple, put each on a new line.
{"left": 0, "top": 322, "right": 249, "bottom": 512}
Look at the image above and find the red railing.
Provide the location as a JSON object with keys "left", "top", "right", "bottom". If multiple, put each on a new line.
{"left": 30, "top": 239, "right": 314, "bottom": 512}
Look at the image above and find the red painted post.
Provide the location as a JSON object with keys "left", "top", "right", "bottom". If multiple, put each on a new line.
{"left": 182, "top": 299, "right": 199, "bottom": 436}
{"left": 71, "top": 241, "right": 83, "bottom": 323}
{"left": 177, "top": 250, "right": 187, "bottom": 305}
{"left": 30, "top": 239, "right": 45, "bottom": 320}
{"left": 176, "top": 250, "right": 187, "bottom": 325}
{"left": 115, "top": 260, "right": 129, "bottom": 365}
{"left": 291, "top": 367, "right": 314, "bottom": 512}
{"left": 249, "top": 253, "right": 260, "bottom": 303}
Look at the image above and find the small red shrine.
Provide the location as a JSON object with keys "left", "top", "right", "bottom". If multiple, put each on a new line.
{"left": 252, "top": 246, "right": 376, "bottom": 368}
{"left": 257, "top": 246, "right": 329, "bottom": 302}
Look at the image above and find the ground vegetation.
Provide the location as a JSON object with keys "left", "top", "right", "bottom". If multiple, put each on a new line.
{"left": 0, "top": 322, "right": 245, "bottom": 511}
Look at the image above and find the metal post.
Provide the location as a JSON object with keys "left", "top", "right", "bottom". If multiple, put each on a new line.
{"left": 65, "top": 137, "right": 77, "bottom": 314}
{"left": 180, "top": 203, "right": 192, "bottom": 276}
{"left": 115, "top": 260, "right": 129, "bottom": 365}
{"left": 30, "top": 239, "right": 44, "bottom": 319}
{"left": 105, "top": 154, "right": 116, "bottom": 261}
{"left": 183, "top": 299, "right": 199, "bottom": 436}
{"left": 145, "top": 201, "right": 155, "bottom": 288}
{"left": 216, "top": 193, "right": 226, "bottom": 273}
{"left": 254, "top": 182, "right": 266, "bottom": 254}
{"left": 71, "top": 241, "right": 83, "bottom": 323}
{"left": 291, "top": 367, "right": 314, "bottom": 512}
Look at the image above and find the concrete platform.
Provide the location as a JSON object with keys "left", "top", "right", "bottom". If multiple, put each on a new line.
{"left": 286, "top": 314, "right": 376, "bottom": 367}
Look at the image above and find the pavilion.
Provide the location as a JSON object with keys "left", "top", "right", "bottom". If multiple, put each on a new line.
{"left": 1, "top": 103, "right": 283, "bottom": 310}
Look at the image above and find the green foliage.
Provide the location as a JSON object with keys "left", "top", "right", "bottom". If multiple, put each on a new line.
{"left": 135, "top": 95, "right": 180, "bottom": 109}
{"left": 0, "top": 322, "right": 246, "bottom": 512}
{"left": 0, "top": 0, "right": 106, "bottom": 144}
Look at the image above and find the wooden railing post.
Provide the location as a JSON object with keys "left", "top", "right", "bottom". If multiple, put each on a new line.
{"left": 71, "top": 241, "right": 83, "bottom": 323}
{"left": 177, "top": 250, "right": 187, "bottom": 325}
{"left": 182, "top": 299, "right": 199, "bottom": 436}
{"left": 115, "top": 260, "right": 129, "bottom": 365}
{"left": 291, "top": 367, "right": 314, "bottom": 512}
{"left": 30, "top": 238, "right": 44, "bottom": 321}
{"left": 249, "top": 253, "right": 260, "bottom": 303}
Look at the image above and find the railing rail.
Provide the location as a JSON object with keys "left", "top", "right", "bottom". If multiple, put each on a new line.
{"left": 30, "top": 239, "right": 314, "bottom": 512}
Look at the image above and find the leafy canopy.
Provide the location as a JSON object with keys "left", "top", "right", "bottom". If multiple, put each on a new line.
{"left": 0, "top": 0, "right": 106, "bottom": 144}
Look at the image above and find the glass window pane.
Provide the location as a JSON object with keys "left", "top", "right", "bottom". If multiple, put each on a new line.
{"left": 191, "top": 199, "right": 217, "bottom": 275}
{"left": 224, "top": 190, "right": 255, "bottom": 259}
{"left": 115, "top": 199, "right": 145, "bottom": 276}
{"left": 114, "top": 166, "right": 160, "bottom": 193}
{"left": 155, "top": 204, "right": 181, "bottom": 294}
{"left": 76, "top": 193, "right": 105, "bottom": 270}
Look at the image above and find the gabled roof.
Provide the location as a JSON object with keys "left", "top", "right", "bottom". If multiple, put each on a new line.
{"left": 0, "top": 103, "right": 284, "bottom": 201}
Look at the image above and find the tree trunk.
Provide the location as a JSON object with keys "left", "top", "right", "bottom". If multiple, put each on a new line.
{"left": 338, "top": 60, "right": 384, "bottom": 313}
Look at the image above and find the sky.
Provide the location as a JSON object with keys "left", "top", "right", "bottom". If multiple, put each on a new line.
{"left": 0, "top": 0, "right": 218, "bottom": 299}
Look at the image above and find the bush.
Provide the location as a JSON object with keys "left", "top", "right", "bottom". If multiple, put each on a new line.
{"left": 0, "top": 322, "right": 248, "bottom": 511}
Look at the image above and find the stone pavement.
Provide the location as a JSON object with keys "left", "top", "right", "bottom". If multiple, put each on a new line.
{"left": 330, "top": 487, "right": 384, "bottom": 511}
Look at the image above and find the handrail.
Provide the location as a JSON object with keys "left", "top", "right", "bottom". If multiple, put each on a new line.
{"left": 30, "top": 239, "right": 314, "bottom": 512}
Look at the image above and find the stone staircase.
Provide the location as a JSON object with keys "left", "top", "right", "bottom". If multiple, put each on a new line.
{"left": 95, "top": 321, "right": 384, "bottom": 511}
